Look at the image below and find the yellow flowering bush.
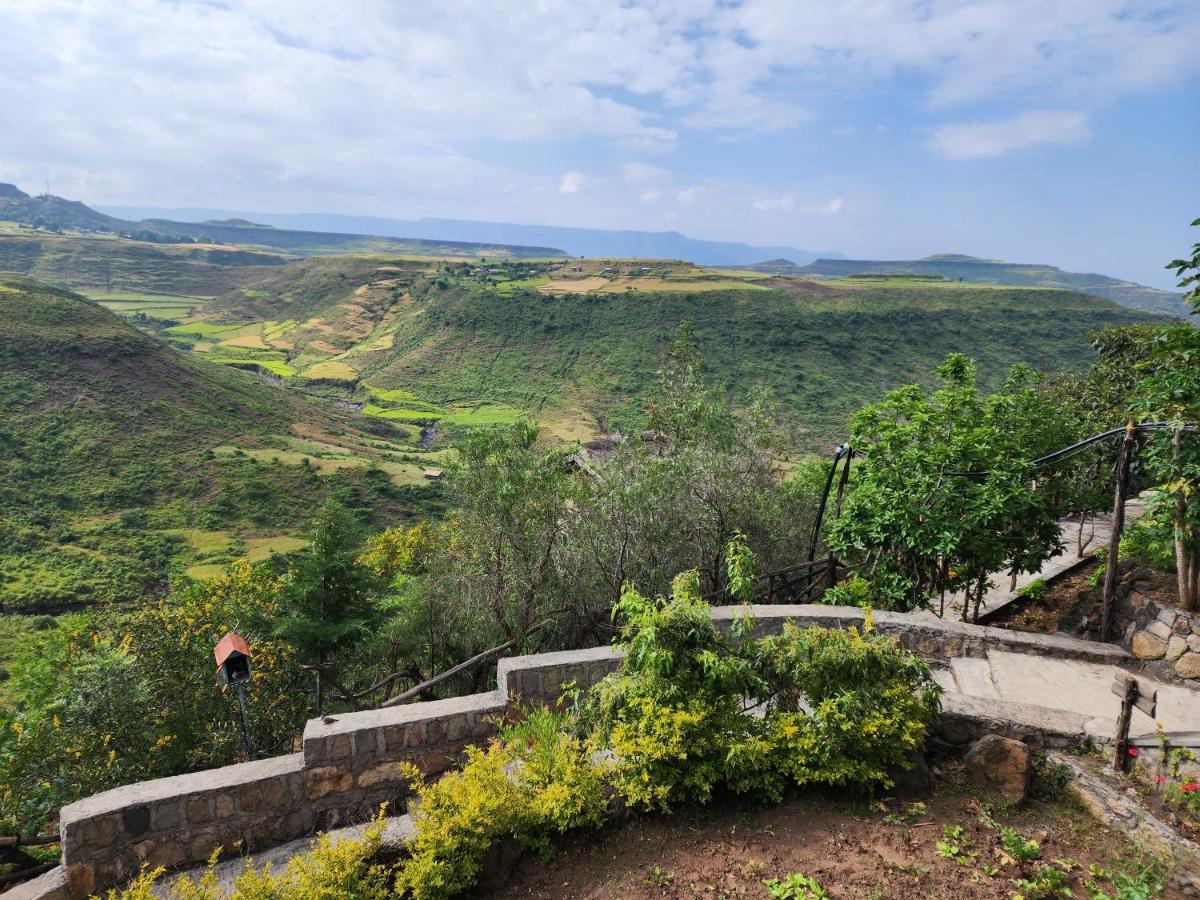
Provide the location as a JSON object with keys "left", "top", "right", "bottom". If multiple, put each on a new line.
{"left": 108, "top": 814, "right": 389, "bottom": 899}
{"left": 394, "top": 707, "right": 607, "bottom": 899}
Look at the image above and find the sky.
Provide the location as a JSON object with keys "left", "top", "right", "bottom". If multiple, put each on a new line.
{"left": 1, "top": 0, "right": 1197, "bottom": 288}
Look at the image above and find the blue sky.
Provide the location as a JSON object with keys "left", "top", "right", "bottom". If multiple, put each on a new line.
{"left": 1, "top": 0, "right": 1197, "bottom": 287}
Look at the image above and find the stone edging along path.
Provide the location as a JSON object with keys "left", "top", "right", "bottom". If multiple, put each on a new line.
{"left": 5, "top": 603, "right": 1195, "bottom": 900}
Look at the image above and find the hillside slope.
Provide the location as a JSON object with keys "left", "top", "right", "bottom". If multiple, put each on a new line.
{"left": 187, "top": 258, "right": 1164, "bottom": 443}
{"left": 0, "top": 232, "right": 290, "bottom": 296}
{"left": 761, "top": 254, "right": 1187, "bottom": 317}
{"left": 0, "top": 276, "right": 427, "bottom": 610}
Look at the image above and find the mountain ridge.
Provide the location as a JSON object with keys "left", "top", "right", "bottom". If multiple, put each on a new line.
{"left": 745, "top": 254, "right": 1188, "bottom": 317}
{"left": 0, "top": 184, "right": 565, "bottom": 260}
{"left": 97, "top": 204, "right": 843, "bottom": 267}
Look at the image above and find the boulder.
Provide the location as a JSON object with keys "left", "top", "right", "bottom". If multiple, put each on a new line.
{"left": 1176, "top": 652, "right": 1200, "bottom": 680}
{"left": 964, "top": 734, "right": 1032, "bottom": 805}
{"left": 1166, "top": 635, "right": 1190, "bottom": 663}
{"left": 889, "top": 749, "right": 932, "bottom": 796}
{"left": 1175, "top": 616, "right": 1193, "bottom": 636}
{"left": 1147, "top": 620, "right": 1173, "bottom": 640}
{"left": 1132, "top": 630, "right": 1167, "bottom": 660}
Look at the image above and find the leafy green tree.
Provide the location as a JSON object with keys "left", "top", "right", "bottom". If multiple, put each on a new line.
{"left": 830, "top": 354, "right": 1069, "bottom": 617}
{"left": 1128, "top": 328, "right": 1200, "bottom": 609}
{"left": 272, "top": 501, "right": 385, "bottom": 712}
{"left": 0, "top": 563, "right": 307, "bottom": 832}
{"left": 1166, "top": 217, "right": 1200, "bottom": 314}
{"left": 429, "top": 419, "right": 577, "bottom": 654}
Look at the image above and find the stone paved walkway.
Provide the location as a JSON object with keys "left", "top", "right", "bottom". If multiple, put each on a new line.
{"left": 920, "top": 497, "right": 1147, "bottom": 622}
{"left": 934, "top": 648, "right": 1200, "bottom": 740}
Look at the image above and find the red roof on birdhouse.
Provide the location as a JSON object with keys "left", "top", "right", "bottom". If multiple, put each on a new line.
{"left": 214, "top": 632, "right": 250, "bottom": 670}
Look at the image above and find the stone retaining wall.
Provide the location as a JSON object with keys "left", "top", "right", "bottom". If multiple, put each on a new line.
{"left": 35, "top": 605, "right": 1129, "bottom": 898}
{"left": 1125, "top": 597, "right": 1200, "bottom": 682}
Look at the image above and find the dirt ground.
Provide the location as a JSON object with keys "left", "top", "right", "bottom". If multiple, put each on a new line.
{"left": 984, "top": 560, "right": 1099, "bottom": 634}
{"left": 487, "top": 763, "right": 1177, "bottom": 899}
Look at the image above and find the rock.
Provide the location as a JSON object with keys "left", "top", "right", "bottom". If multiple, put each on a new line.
{"left": 1176, "top": 652, "right": 1200, "bottom": 680}
{"left": 1129, "top": 591, "right": 1147, "bottom": 607}
{"left": 1147, "top": 620, "right": 1173, "bottom": 640}
{"left": 1176, "top": 617, "right": 1193, "bottom": 635}
{"left": 1167, "top": 635, "right": 1190, "bottom": 663}
{"left": 964, "top": 735, "right": 1032, "bottom": 805}
{"left": 1158, "top": 607, "right": 1179, "bottom": 626}
{"left": 1132, "top": 630, "right": 1168, "bottom": 660}
{"left": 1189, "top": 634, "right": 1200, "bottom": 652}
{"left": 889, "top": 749, "right": 933, "bottom": 796}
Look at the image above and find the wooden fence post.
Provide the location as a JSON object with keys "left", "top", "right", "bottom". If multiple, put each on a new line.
{"left": 1100, "top": 423, "right": 1137, "bottom": 642}
{"left": 1110, "top": 673, "right": 1156, "bottom": 772}
{"left": 1112, "top": 675, "right": 1137, "bottom": 771}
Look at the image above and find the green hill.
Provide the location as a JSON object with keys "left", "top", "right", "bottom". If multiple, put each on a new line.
{"left": 0, "top": 276, "right": 436, "bottom": 611}
{"left": 184, "top": 257, "right": 1164, "bottom": 443}
{"left": 758, "top": 255, "right": 1188, "bottom": 317}
{"left": 0, "top": 232, "right": 291, "bottom": 297}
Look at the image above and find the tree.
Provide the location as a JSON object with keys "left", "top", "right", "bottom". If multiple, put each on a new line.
{"left": 428, "top": 419, "right": 577, "bottom": 654}
{"left": 272, "top": 501, "right": 384, "bottom": 712}
{"left": 0, "top": 563, "right": 307, "bottom": 832}
{"left": 1167, "top": 217, "right": 1200, "bottom": 314}
{"left": 830, "top": 354, "right": 1070, "bottom": 617}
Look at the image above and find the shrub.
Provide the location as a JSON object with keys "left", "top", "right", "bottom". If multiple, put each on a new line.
{"left": 107, "top": 815, "right": 388, "bottom": 899}
{"left": 393, "top": 708, "right": 608, "bottom": 899}
{"left": 589, "top": 575, "right": 941, "bottom": 809}
{"left": 755, "top": 622, "right": 941, "bottom": 794}
{"left": 1017, "top": 578, "right": 1049, "bottom": 602}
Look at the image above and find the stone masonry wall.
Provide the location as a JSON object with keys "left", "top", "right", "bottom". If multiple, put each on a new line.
{"left": 1125, "top": 598, "right": 1200, "bottom": 681}
{"left": 48, "top": 605, "right": 1129, "bottom": 898}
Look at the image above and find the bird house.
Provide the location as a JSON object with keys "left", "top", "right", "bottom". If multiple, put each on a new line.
{"left": 214, "top": 632, "right": 252, "bottom": 687}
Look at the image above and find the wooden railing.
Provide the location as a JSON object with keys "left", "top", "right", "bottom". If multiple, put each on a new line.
{"left": 703, "top": 556, "right": 848, "bottom": 606}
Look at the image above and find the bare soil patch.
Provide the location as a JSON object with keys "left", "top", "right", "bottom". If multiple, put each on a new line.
{"left": 984, "top": 559, "right": 1099, "bottom": 634}
{"left": 489, "top": 768, "right": 1169, "bottom": 899}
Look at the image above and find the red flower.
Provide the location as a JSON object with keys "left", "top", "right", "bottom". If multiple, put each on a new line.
{"left": 1156, "top": 774, "right": 1166, "bottom": 784}
{"left": 1184, "top": 783, "right": 1199, "bottom": 793}
{"left": 1127, "top": 747, "right": 1139, "bottom": 757}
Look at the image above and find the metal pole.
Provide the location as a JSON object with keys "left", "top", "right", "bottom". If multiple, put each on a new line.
{"left": 807, "top": 444, "right": 847, "bottom": 565}
{"left": 234, "top": 683, "right": 256, "bottom": 759}
{"left": 1099, "top": 423, "right": 1137, "bottom": 642}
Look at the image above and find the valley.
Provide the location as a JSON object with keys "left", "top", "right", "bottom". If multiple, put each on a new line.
{"left": 0, "top": 221, "right": 1163, "bottom": 614}
{"left": 0, "top": 275, "right": 446, "bottom": 613}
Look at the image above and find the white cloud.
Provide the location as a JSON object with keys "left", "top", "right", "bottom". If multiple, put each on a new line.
{"left": 930, "top": 110, "right": 1092, "bottom": 159}
{"left": 677, "top": 186, "right": 703, "bottom": 207}
{"left": 0, "top": 0, "right": 1195, "bottom": 217}
{"left": 558, "top": 171, "right": 586, "bottom": 194}
{"left": 639, "top": 190, "right": 662, "bottom": 203}
{"left": 620, "top": 162, "right": 672, "bottom": 184}
{"left": 752, "top": 194, "right": 796, "bottom": 212}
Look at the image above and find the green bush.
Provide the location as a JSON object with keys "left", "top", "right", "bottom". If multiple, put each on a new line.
{"left": 393, "top": 708, "right": 608, "bottom": 899}
{"left": 1017, "top": 578, "right": 1049, "bottom": 602}
{"left": 589, "top": 575, "right": 941, "bottom": 809}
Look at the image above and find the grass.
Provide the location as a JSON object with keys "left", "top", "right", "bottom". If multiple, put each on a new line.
{"left": 441, "top": 402, "right": 524, "bottom": 425}
{"left": 203, "top": 356, "right": 296, "bottom": 376}
{"left": 302, "top": 359, "right": 358, "bottom": 380}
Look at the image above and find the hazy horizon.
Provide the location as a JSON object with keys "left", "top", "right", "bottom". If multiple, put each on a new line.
{"left": 3, "top": 1, "right": 1198, "bottom": 289}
